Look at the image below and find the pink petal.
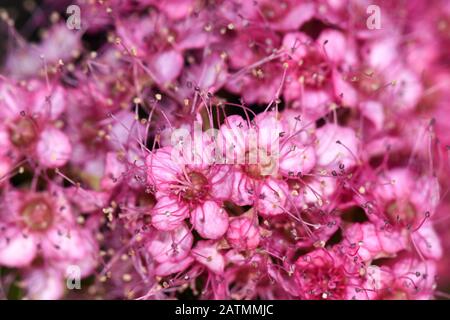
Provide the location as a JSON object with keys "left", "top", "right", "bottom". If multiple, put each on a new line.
{"left": 150, "top": 50, "right": 184, "bottom": 85}
{"left": 147, "top": 223, "right": 193, "bottom": 263}
{"left": 0, "top": 226, "right": 37, "bottom": 267}
{"left": 315, "top": 124, "right": 358, "bottom": 169}
{"left": 155, "top": 256, "right": 194, "bottom": 276}
{"left": 226, "top": 217, "right": 260, "bottom": 250}
{"left": 191, "top": 201, "right": 229, "bottom": 239}
{"left": 192, "top": 240, "right": 225, "bottom": 274}
{"left": 147, "top": 147, "right": 182, "bottom": 189}
{"left": 23, "top": 267, "right": 65, "bottom": 300}
{"left": 256, "top": 178, "right": 288, "bottom": 216}
{"left": 151, "top": 196, "right": 189, "bottom": 231}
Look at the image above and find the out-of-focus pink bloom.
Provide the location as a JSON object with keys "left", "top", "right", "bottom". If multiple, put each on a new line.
{"left": 0, "top": 0, "right": 448, "bottom": 301}
{"left": 0, "top": 79, "right": 71, "bottom": 169}
{"left": 0, "top": 188, "right": 98, "bottom": 299}
{"left": 36, "top": 127, "right": 72, "bottom": 168}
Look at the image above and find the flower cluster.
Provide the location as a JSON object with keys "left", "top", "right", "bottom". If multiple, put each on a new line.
{"left": 0, "top": 0, "right": 449, "bottom": 300}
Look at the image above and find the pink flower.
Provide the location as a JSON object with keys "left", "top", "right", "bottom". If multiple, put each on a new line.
{"left": 372, "top": 169, "right": 439, "bottom": 230}
{"left": 0, "top": 189, "right": 97, "bottom": 265}
{"left": 218, "top": 113, "right": 290, "bottom": 215}
{"left": 282, "top": 30, "right": 355, "bottom": 116}
{"left": 0, "top": 79, "right": 71, "bottom": 169}
{"left": 0, "top": 188, "right": 98, "bottom": 298}
{"left": 0, "top": 0, "right": 448, "bottom": 301}
{"left": 292, "top": 249, "right": 366, "bottom": 300}
{"left": 147, "top": 146, "right": 231, "bottom": 239}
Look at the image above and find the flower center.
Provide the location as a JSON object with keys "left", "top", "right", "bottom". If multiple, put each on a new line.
{"left": 346, "top": 67, "right": 384, "bottom": 95}
{"left": 385, "top": 200, "right": 416, "bottom": 227}
{"left": 181, "top": 171, "right": 210, "bottom": 202}
{"left": 297, "top": 52, "right": 331, "bottom": 88}
{"left": 260, "top": 1, "right": 289, "bottom": 22}
{"left": 297, "top": 265, "right": 347, "bottom": 300}
{"left": 20, "top": 197, "right": 54, "bottom": 231}
{"left": 8, "top": 117, "right": 38, "bottom": 148}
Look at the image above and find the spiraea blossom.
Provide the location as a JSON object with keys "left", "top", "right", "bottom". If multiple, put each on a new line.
{"left": 0, "top": 0, "right": 449, "bottom": 301}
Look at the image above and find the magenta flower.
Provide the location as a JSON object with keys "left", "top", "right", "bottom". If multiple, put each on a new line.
{"left": 147, "top": 146, "right": 231, "bottom": 238}
{"left": 0, "top": 0, "right": 448, "bottom": 301}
